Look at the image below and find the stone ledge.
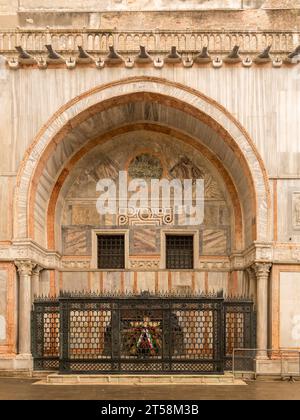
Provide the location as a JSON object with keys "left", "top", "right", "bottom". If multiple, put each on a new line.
{"left": 37, "top": 373, "right": 247, "bottom": 386}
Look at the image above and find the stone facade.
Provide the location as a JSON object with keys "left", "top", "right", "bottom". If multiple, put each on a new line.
{"left": 0, "top": 0, "right": 299, "bottom": 374}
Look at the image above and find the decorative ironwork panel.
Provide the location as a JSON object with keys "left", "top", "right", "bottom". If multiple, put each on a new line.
{"left": 31, "top": 292, "right": 256, "bottom": 374}
{"left": 31, "top": 299, "right": 60, "bottom": 371}
{"left": 166, "top": 235, "right": 194, "bottom": 269}
{"left": 97, "top": 235, "right": 125, "bottom": 269}
{"left": 224, "top": 301, "right": 256, "bottom": 371}
{"left": 57, "top": 294, "right": 224, "bottom": 374}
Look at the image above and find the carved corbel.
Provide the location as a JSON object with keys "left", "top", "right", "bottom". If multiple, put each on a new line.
{"left": 15, "top": 46, "right": 36, "bottom": 65}
{"left": 224, "top": 45, "right": 242, "bottom": 64}
{"left": 254, "top": 45, "right": 272, "bottom": 64}
{"left": 76, "top": 46, "right": 94, "bottom": 64}
{"left": 45, "top": 44, "right": 65, "bottom": 64}
{"left": 135, "top": 46, "right": 152, "bottom": 64}
{"left": 165, "top": 46, "right": 182, "bottom": 64}
{"left": 194, "top": 47, "right": 211, "bottom": 64}
{"left": 105, "top": 46, "right": 124, "bottom": 64}
{"left": 285, "top": 45, "right": 300, "bottom": 64}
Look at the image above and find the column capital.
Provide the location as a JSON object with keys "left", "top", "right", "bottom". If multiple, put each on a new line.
{"left": 246, "top": 266, "right": 256, "bottom": 278}
{"left": 15, "top": 260, "right": 36, "bottom": 276}
{"left": 32, "top": 265, "right": 43, "bottom": 275}
{"left": 253, "top": 262, "right": 272, "bottom": 278}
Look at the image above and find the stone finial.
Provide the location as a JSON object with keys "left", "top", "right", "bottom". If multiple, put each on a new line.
{"left": 95, "top": 58, "right": 105, "bottom": 69}
{"left": 165, "top": 46, "right": 182, "bottom": 63}
{"left": 183, "top": 56, "right": 193, "bottom": 68}
{"left": 125, "top": 57, "right": 135, "bottom": 68}
{"left": 273, "top": 57, "right": 283, "bottom": 68}
{"left": 212, "top": 57, "right": 223, "bottom": 68}
{"left": 242, "top": 56, "right": 253, "bottom": 67}
{"left": 135, "top": 46, "right": 152, "bottom": 63}
{"left": 77, "top": 46, "right": 94, "bottom": 64}
{"left": 15, "top": 46, "right": 36, "bottom": 64}
{"left": 7, "top": 57, "right": 20, "bottom": 70}
{"left": 105, "top": 46, "right": 124, "bottom": 64}
{"left": 45, "top": 44, "right": 65, "bottom": 63}
{"left": 154, "top": 57, "right": 164, "bottom": 68}
{"left": 15, "top": 260, "right": 36, "bottom": 276}
{"left": 194, "top": 46, "right": 211, "bottom": 64}
{"left": 224, "top": 45, "right": 242, "bottom": 63}
{"left": 66, "top": 57, "right": 76, "bottom": 69}
{"left": 37, "top": 57, "right": 47, "bottom": 69}
{"left": 255, "top": 45, "right": 272, "bottom": 63}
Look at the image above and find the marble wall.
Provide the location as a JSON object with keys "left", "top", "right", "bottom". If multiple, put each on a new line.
{"left": 0, "top": 0, "right": 271, "bottom": 12}
{"left": 280, "top": 272, "right": 300, "bottom": 348}
{"left": 53, "top": 269, "right": 249, "bottom": 296}
{"left": 0, "top": 270, "right": 7, "bottom": 343}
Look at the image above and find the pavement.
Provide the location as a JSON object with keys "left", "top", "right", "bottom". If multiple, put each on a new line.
{"left": 0, "top": 377, "right": 300, "bottom": 400}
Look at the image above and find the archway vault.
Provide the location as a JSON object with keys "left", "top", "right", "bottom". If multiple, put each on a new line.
{"left": 14, "top": 76, "right": 271, "bottom": 253}
{"left": 47, "top": 123, "right": 243, "bottom": 251}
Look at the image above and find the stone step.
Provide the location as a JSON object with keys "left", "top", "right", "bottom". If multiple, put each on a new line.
{"left": 35, "top": 373, "right": 247, "bottom": 386}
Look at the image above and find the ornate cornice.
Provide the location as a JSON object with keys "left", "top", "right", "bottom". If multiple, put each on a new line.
{"left": 0, "top": 29, "right": 299, "bottom": 69}
{"left": 1, "top": 240, "right": 300, "bottom": 270}
{"left": 0, "top": 239, "right": 61, "bottom": 269}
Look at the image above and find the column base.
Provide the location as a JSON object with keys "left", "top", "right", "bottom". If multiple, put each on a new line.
{"left": 0, "top": 354, "right": 32, "bottom": 373}
{"left": 255, "top": 352, "right": 269, "bottom": 360}
{"left": 14, "top": 354, "right": 33, "bottom": 370}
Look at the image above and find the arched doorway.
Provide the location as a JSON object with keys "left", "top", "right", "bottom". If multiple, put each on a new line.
{"left": 14, "top": 78, "right": 270, "bottom": 369}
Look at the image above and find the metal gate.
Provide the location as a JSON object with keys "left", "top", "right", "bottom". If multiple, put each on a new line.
{"left": 31, "top": 292, "right": 256, "bottom": 374}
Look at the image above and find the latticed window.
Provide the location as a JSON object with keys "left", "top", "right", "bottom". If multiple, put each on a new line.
{"left": 166, "top": 235, "right": 194, "bottom": 269}
{"left": 97, "top": 235, "right": 125, "bottom": 269}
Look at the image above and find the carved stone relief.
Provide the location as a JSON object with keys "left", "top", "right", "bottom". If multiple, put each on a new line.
{"left": 292, "top": 192, "right": 300, "bottom": 230}
{"left": 128, "top": 153, "right": 163, "bottom": 179}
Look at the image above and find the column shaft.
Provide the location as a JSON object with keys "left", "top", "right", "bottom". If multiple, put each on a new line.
{"left": 16, "top": 261, "right": 36, "bottom": 356}
{"left": 254, "top": 263, "right": 272, "bottom": 358}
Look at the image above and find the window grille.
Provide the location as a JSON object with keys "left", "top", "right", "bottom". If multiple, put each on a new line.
{"left": 97, "top": 235, "right": 125, "bottom": 269}
{"left": 166, "top": 235, "right": 194, "bottom": 269}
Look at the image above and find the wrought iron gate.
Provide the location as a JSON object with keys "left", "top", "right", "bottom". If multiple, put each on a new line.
{"left": 31, "top": 292, "right": 256, "bottom": 374}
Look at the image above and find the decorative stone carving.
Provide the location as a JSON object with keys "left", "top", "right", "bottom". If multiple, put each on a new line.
{"left": 61, "top": 260, "right": 91, "bottom": 269}
{"left": 1, "top": 29, "right": 298, "bottom": 64}
{"left": 170, "top": 156, "right": 204, "bottom": 182}
{"left": 253, "top": 262, "right": 272, "bottom": 278}
{"left": 292, "top": 192, "right": 300, "bottom": 229}
{"left": 199, "top": 260, "right": 230, "bottom": 271}
{"left": 128, "top": 154, "right": 163, "bottom": 179}
{"left": 32, "top": 265, "right": 43, "bottom": 276}
{"left": 130, "top": 260, "right": 160, "bottom": 269}
{"left": 15, "top": 260, "right": 36, "bottom": 276}
{"left": 73, "top": 155, "right": 119, "bottom": 187}
{"left": 257, "top": 247, "right": 273, "bottom": 261}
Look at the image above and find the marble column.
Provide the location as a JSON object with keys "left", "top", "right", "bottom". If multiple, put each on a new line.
{"left": 31, "top": 265, "right": 43, "bottom": 304}
{"left": 253, "top": 262, "right": 272, "bottom": 358}
{"left": 15, "top": 260, "right": 36, "bottom": 356}
{"left": 246, "top": 266, "right": 257, "bottom": 302}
